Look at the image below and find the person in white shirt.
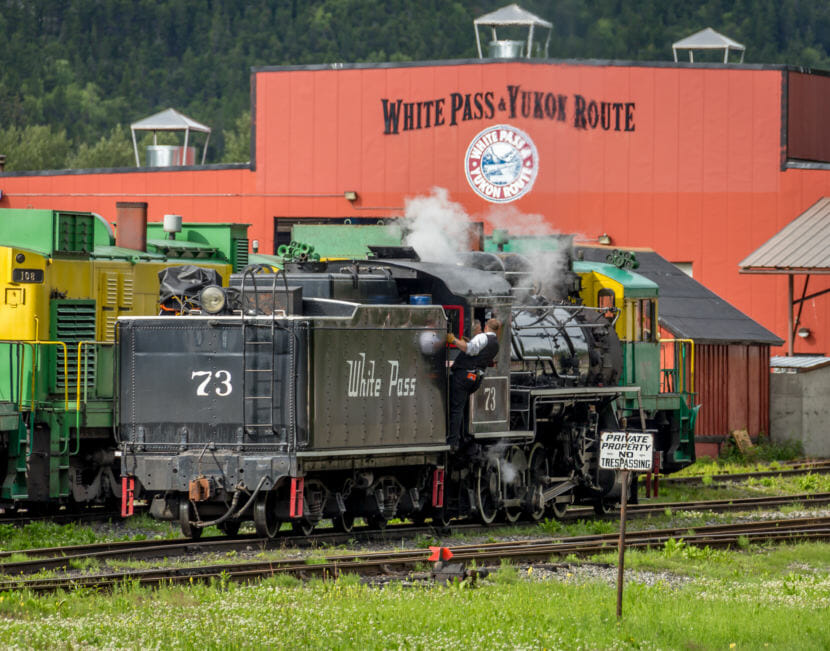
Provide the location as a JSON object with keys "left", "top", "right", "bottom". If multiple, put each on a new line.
{"left": 446, "top": 318, "right": 501, "bottom": 451}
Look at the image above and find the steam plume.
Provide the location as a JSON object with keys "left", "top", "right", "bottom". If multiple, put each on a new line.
{"left": 402, "top": 187, "right": 471, "bottom": 263}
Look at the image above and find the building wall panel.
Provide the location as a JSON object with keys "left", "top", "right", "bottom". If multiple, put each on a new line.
{"left": 1, "top": 61, "right": 829, "bottom": 354}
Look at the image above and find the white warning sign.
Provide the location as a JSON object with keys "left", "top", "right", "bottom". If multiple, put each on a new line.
{"left": 599, "top": 431, "right": 654, "bottom": 471}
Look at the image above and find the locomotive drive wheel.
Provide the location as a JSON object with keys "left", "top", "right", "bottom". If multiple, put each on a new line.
{"left": 179, "top": 501, "right": 203, "bottom": 540}
{"left": 475, "top": 461, "right": 500, "bottom": 525}
{"left": 525, "top": 485, "right": 546, "bottom": 522}
{"left": 593, "top": 500, "right": 615, "bottom": 516}
{"left": 253, "top": 491, "right": 280, "bottom": 538}
{"left": 526, "top": 443, "right": 548, "bottom": 521}
{"left": 550, "top": 501, "right": 568, "bottom": 519}
{"left": 501, "top": 445, "right": 527, "bottom": 523}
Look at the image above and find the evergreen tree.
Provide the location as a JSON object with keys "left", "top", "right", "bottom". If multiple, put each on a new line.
{"left": 0, "top": 0, "right": 827, "bottom": 170}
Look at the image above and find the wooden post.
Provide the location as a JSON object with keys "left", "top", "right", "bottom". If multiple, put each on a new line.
{"left": 787, "top": 274, "right": 794, "bottom": 356}
{"left": 616, "top": 469, "right": 630, "bottom": 619}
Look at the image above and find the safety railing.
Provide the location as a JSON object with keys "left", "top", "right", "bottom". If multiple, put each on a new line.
{"left": 0, "top": 338, "right": 110, "bottom": 457}
{"left": 659, "top": 338, "right": 694, "bottom": 401}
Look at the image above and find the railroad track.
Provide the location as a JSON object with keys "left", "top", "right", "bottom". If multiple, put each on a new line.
{"left": 658, "top": 460, "right": 830, "bottom": 486}
{"left": 628, "top": 491, "right": 830, "bottom": 515}
{"left": 3, "top": 516, "right": 829, "bottom": 593}
{"left": 0, "top": 461, "right": 823, "bottom": 526}
{"left": 2, "top": 492, "right": 829, "bottom": 577}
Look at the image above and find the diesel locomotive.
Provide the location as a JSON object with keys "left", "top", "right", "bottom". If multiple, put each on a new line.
{"left": 0, "top": 205, "right": 255, "bottom": 511}
{"left": 117, "top": 242, "right": 694, "bottom": 537}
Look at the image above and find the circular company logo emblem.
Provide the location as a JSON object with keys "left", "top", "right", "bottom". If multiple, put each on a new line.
{"left": 465, "top": 124, "right": 538, "bottom": 203}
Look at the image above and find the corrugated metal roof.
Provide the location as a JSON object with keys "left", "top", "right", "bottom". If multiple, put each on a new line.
{"left": 474, "top": 3, "right": 551, "bottom": 27}
{"left": 770, "top": 355, "right": 830, "bottom": 371}
{"left": 131, "top": 108, "right": 211, "bottom": 133}
{"left": 577, "top": 247, "right": 783, "bottom": 345}
{"left": 740, "top": 198, "right": 830, "bottom": 272}
{"left": 673, "top": 27, "right": 744, "bottom": 51}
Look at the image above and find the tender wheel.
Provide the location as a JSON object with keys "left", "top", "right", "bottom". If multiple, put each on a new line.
{"left": 218, "top": 520, "right": 241, "bottom": 537}
{"left": 475, "top": 461, "right": 500, "bottom": 525}
{"left": 366, "top": 514, "right": 388, "bottom": 530}
{"left": 292, "top": 518, "right": 316, "bottom": 536}
{"left": 179, "top": 500, "right": 203, "bottom": 539}
{"left": 253, "top": 490, "right": 280, "bottom": 538}
{"left": 333, "top": 512, "right": 355, "bottom": 533}
{"left": 593, "top": 500, "right": 616, "bottom": 516}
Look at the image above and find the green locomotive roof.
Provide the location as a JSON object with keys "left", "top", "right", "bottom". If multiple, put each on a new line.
{"left": 573, "top": 260, "right": 658, "bottom": 297}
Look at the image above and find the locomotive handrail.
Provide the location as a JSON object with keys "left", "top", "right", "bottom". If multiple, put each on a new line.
{"left": 0, "top": 340, "right": 34, "bottom": 412}
{"left": 512, "top": 304, "right": 613, "bottom": 330}
{"left": 658, "top": 338, "right": 695, "bottom": 395}
{"left": 0, "top": 338, "right": 69, "bottom": 412}
{"left": 73, "top": 341, "right": 112, "bottom": 456}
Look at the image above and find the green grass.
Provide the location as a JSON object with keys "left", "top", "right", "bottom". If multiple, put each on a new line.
{"left": 0, "top": 514, "right": 179, "bottom": 552}
{"left": 0, "top": 543, "right": 827, "bottom": 649}
{"left": 589, "top": 540, "right": 830, "bottom": 581}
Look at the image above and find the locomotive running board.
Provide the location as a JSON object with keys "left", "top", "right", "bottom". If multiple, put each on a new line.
{"left": 297, "top": 445, "right": 449, "bottom": 457}
{"left": 472, "top": 430, "right": 534, "bottom": 440}
{"left": 528, "top": 386, "right": 635, "bottom": 398}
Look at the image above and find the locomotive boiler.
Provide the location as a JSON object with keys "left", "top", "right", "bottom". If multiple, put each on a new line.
{"left": 118, "top": 253, "right": 636, "bottom": 537}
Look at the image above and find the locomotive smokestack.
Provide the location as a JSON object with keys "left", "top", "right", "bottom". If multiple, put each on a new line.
{"left": 116, "top": 201, "right": 148, "bottom": 252}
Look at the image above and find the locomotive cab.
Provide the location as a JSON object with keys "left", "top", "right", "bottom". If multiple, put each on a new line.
{"left": 576, "top": 259, "right": 697, "bottom": 472}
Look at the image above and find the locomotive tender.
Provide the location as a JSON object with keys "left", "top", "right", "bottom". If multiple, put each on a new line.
{"left": 118, "top": 251, "right": 654, "bottom": 537}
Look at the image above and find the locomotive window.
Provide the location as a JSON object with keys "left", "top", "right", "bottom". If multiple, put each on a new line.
{"left": 597, "top": 289, "right": 616, "bottom": 319}
{"left": 638, "top": 299, "right": 655, "bottom": 342}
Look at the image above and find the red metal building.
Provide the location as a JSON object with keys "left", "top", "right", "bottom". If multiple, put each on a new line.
{"left": 2, "top": 59, "right": 830, "bottom": 360}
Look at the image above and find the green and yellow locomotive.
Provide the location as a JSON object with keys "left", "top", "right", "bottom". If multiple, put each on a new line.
{"left": 0, "top": 206, "right": 252, "bottom": 510}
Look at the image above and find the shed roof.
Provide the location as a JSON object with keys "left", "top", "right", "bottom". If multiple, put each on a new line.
{"left": 131, "top": 108, "right": 210, "bottom": 133}
{"left": 672, "top": 27, "right": 745, "bottom": 51}
{"left": 577, "top": 246, "right": 783, "bottom": 345}
{"left": 740, "top": 198, "right": 830, "bottom": 273}
{"left": 770, "top": 355, "right": 830, "bottom": 371}
{"left": 474, "top": 3, "right": 551, "bottom": 28}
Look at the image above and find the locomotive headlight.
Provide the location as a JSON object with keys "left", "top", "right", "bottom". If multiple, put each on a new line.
{"left": 199, "top": 285, "right": 227, "bottom": 314}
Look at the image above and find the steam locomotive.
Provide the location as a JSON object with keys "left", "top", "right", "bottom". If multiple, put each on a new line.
{"left": 118, "top": 248, "right": 649, "bottom": 537}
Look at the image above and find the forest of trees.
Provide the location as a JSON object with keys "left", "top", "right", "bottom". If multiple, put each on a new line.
{"left": 1, "top": 0, "right": 828, "bottom": 171}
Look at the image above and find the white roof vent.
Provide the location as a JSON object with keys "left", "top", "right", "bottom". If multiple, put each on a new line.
{"left": 130, "top": 108, "right": 211, "bottom": 167}
{"left": 672, "top": 27, "right": 745, "bottom": 63}
{"left": 474, "top": 3, "right": 552, "bottom": 59}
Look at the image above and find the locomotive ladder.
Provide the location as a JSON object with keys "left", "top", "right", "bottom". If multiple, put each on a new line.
{"left": 240, "top": 268, "right": 280, "bottom": 436}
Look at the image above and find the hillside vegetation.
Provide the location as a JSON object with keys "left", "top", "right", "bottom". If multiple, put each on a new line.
{"left": 0, "top": 0, "right": 828, "bottom": 170}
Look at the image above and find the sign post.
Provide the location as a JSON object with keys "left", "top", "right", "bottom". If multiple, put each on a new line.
{"left": 599, "top": 430, "right": 654, "bottom": 619}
